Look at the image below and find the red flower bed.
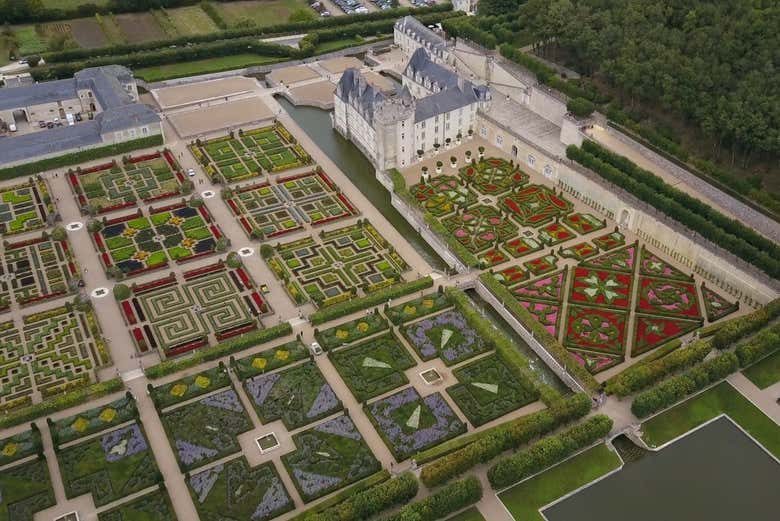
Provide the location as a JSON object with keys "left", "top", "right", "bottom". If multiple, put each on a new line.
{"left": 198, "top": 206, "right": 211, "bottom": 222}
{"left": 80, "top": 162, "right": 114, "bottom": 175}
{"left": 337, "top": 193, "right": 356, "bottom": 214}
{"left": 143, "top": 191, "right": 180, "bottom": 204}
{"left": 68, "top": 262, "right": 77, "bottom": 275}
{"left": 133, "top": 274, "right": 177, "bottom": 294}
{"left": 163, "top": 150, "right": 177, "bottom": 168}
{"left": 210, "top": 224, "right": 222, "bottom": 239}
{"left": 97, "top": 201, "right": 137, "bottom": 215}
{"left": 237, "top": 182, "right": 269, "bottom": 194}
{"left": 277, "top": 171, "right": 314, "bottom": 183}
{"left": 239, "top": 216, "right": 253, "bottom": 234}
{"left": 480, "top": 248, "right": 508, "bottom": 267}
{"left": 126, "top": 261, "right": 169, "bottom": 279}
{"left": 152, "top": 202, "right": 184, "bottom": 214}
{"left": 7, "top": 236, "right": 45, "bottom": 249}
{"left": 236, "top": 267, "right": 252, "bottom": 289}
{"left": 317, "top": 170, "right": 337, "bottom": 190}
{"left": 227, "top": 199, "right": 241, "bottom": 215}
{"left": 105, "top": 210, "right": 141, "bottom": 226}
{"left": 183, "top": 263, "right": 224, "bottom": 280}
{"left": 128, "top": 152, "right": 160, "bottom": 164}
{"left": 312, "top": 214, "right": 348, "bottom": 227}
{"left": 175, "top": 171, "right": 185, "bottom": 182}
{"left": 121, "top": 301, "right": 137, "bottom": 325}
{"left": 637, "top": 277, "right": 701, "bottom": 318}
{"left": 132, "top": 328, "right": 148, "bottom": 353}
{"left": 175, "top": 250, "right": 214, "bottom": 265}
{"left": 496, "top": 265, "right": 528, "bottom": 285}
{"left": 68, "top": 172, "right": 79, "bottom": 189}
{"left": 18, "top": 290, "right": 66, "bottom": 306}
{"left": 632, "top": 315, "right": 701, "bottom": 356}
{"left": 570, "top": 267, "right": 632, "bottom": 309}
{"left": 167, "top": 338, "right": 208, "bottom": 357}
{"left": 564, "top": 305, "right": 627, "bottom": 354}
{"left": 216, "top": 323, "right": 257, "bottom": 341}
{"left": 268, "top": 227, "right": 300, "bottom": 238}
{"left": 251, "top": 292, "right": 268, "bottom": 313}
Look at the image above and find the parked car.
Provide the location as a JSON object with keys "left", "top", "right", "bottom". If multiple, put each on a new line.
{"left": 38, "top": 121, "right": 46, "bottom": 128}
{"left": 187, "top": 168, "right": 196, "bottom": 177}
{"left": 8, "top": 123, "right": 17, "bottom": 132}
{"left": 309, "top": 342, "right": 324, "bottom": 356}
{"left": 46, "top": 122, "right": 54, "bottom": 129}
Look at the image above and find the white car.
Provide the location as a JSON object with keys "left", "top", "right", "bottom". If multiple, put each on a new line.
{"left": 187, "top": 168, "right": 196, "bottom": 177}
{"left": 309, "top": 342, "right": 324, "bottom": 356}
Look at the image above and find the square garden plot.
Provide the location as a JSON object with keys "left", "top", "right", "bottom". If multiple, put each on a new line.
{"left": 0, "top": 302, "right": 108, "bottom": 411}
{"left": 51, "top": 394, "right": 138, "bottom": 445}
{"left": 68, "top": 150, "right": 186, "bottom": 214}
{"left": 92, "top": 203, "right": 222, "bottom": 277}
{"left": 97, "top": 488, "right": 178, "bottom": 521}
{"left": 2, "top": 233, "right": 79, "bottom": 307}
{"left": 191, "top": 122, "right": 313, "bottom": 183}
{"left": 119, "top": 262, "right": 269, "bottom": 357}
{"left": 225, "top": 170, "right": 357, "bottom": 240}
{"left": 0, "top": 456, "right": 56, "bottom": 521}
{"left": 500, "top": 185, "right": 574, "bottom": 227}
{"left": 447, "top": 354, "right": 540, "bottom": 427}
{"left": 0, "top": 178, "right": 54, "bottom": 236}
{"left": 458, "top": 157, "right": 529, "bottom": 195}
{"left": 314, "top": 312, "right": 389, "bottom": 350}
{"left": 149, "top": 366, "right": 231, "bottom": 410}
{"left": 58, "top": 423, "right": 160, "bottom": 507}
{"left": 188, "top": 457, "right": 293, "bottom": 521}
{"left": 330, "top": 332, "right": 417, "bottom": 402}
{"left": 409, "top": 175, "right": 477, "bottom": 217}
{"left": 402, "top": 310, "right": 491, "bottom": 366}
{"left": 161, "top": 388, "right": 253, "bottom": 471}
{"left": 283, "top": 415, "right": 381, "bottom": 502}
{"left": 366, "top": 387, "right": 466, "bottom": 461}
{"left": 244, "top": 361, "right": 342, "bottom": 430}
{"left": 266, "top": 221, "right": 409, "bottom": 307}
{"left": 232, "top": 340, "right": 309, "bottom": 380}
{"left": 442, "top": 205, "right": 518, "bottom": 254}
{"left": 385, "top": 291, "right": 452, "bottom": 325}
{"left": 0, "top": 427, "right": 42, "bottom": 467}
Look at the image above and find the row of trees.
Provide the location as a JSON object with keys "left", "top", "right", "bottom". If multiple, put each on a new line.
{"left": 0, "top": 0, "right": 232, "bottom": 24}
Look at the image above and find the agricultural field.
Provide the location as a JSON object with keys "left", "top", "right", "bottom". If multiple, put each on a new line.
{"left": 265, "top": 221, "right": 408, "bottom": 307}
{"left": 98, "top": 488, "right": 178, "bottom": 521}
{"left": 0, "top": 301, "right": 108, "bottom": 412}
{"left": 191, "top": 123, "right": 313, "bottom": 183}
{"left": 0, "top": 178, "right": 55, "bottom": 236}
{"left": 91, "top": 203, "right": 223, "bottom": 277}
{"left": 161, "top": 388, "right": 253, "bottom": 470}
{"left": 115, "top": 12, "right": 166, "bottom": 44}
{"left": 188, "top": 458, "right": 293, "bottom": 520}
{"left": 67, "top": 18, "right": 108, "bottom": 48}
{"left": 225, "top": 169, "right": 358, "bottom": 239}
{"left": 282, "top": 415, "right": 381, "bottom": 502}
{"left": 0, "top": 456, "right": 56, "bottom": 521}
{"left": 217, "top": 0, "right": 312, "bottom": 28}
{"left": 118, "top": 261, "right": 270, "bottom": 357}
{"left": 58, "top": 422, "right": 160, "bottom": 506}
{"left": 401, "top": 310, "right": 492, "bottom": 366}
{"left": 366, "top": 386, "right": 466, "bottom": 461}
{"left": 330, "top": 332, "right": 417, "bottom": 402}
{"left": 164, "top": 6, "right": 220, "bottom": 36}
{"left": 1, "top": 233, "right": 79, "bottom": 309}
{"left": 68, "top": 150, "right": 186, "bottom": 214}
{"left": 244, "top": 361, "right": 342, "bottom": 430}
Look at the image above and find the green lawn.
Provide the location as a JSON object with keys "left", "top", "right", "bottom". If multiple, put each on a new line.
{"left": 42, "top": 0, "right": 109, "bottom": 7}
{"left": 446, "top": 507, "right": 486, "bottom": 521}
{"left": 167, "top": 5, "right": 220, "bottom": 36}
{"left": 742, "top": 350, "right": 780, "bottom": 389}
{"left": 135, "top": 53, "right": 282, "bottom": 82}
{"left": 499, "top": 444, "right": 621, "bottom": 521}
{"left": 641, "top": 381, "right": 780, "bottom": 458}
{"left": 315, "top": 36, "right": 365, "bottom": 54}
{"left": 14, "top": 26, "right": 48, "bottom": 55}
{"left": 218, "top": 0, "right": 310, "bottom": 28}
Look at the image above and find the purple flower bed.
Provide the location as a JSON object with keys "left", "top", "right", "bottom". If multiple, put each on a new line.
{"left": 292, "top": 469, "right": 343, "bottom": 497}
{"left": 306, "top": 384, "right": 338, "bottom": 419}
{"left": 366, "top": 387, "right": 465, "bottom": 461}
{"left": 314, "top": 415, "right": 363, "bottom": 441}
{"left": 245, "top": 373, "right": 280, "bottom": 406}
{"left": 403, "top": 310, "right": 487, "bottom": 365}
{"left": 100, "top": 424, "right": 148, "bottom": 463}
{"left": 176, "top": 440, "right": 219, "bottom": 467}
{"left": 190, "top": 463, "right": 223, "bottom": 503}
{"left": 252, "top": 478, "right": 289, "bottom": 520}
{"left": 202, "top": 389, "right": 244, "bottom": 412}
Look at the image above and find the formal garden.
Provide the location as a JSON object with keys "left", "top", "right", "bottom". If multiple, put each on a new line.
{"left": 0, "top": 456, "right": 56, "bottom": 521}
{"left": 385, "top": 291, "right": 452, "bottom": 325}
{"left": 282, "top": 414, "right": 381, "bottom": 502}
{"left": 330, "top": 332, "right": 417, "bottom": 402}
{"left": 264, "top": 221, "right": 409, "bottom": 307}
{"left": 1, "top": 232, "right": 79, "bottom": 308}
{"left": 366, "top": 386, "right": 466, "bottom": 461}
{"left": 231, "top": 340, "right": 309, "bottom": 380}
{"left": 68, "top": 150, "right": 188, "bottom": 214}
{"left": 97, "top": 488, "right": 178, "bottom": 521}
{"left": 0, "top": 426, "right": 42, "bottom": 467}
{"left": 314, "top": 312, "right": 389, "bottom": 350}
{"left": 0, "top": 178, "right": 55, "bottom": 236}
{"left": 447, "top": 354, "right": 540, "bottom": 426}
{"left": 117, "top": 261, "right": 270, "bottom": 357}
{"left": 224, "top": 169, "right": 357, "bottom": 239}
{"left": 243, "top": 361, "right": 342, "bottom": 430}
{"left": 401, "top": 310, "right": 492, "bottom": 366}
{"left": 149, "top": 365, "right": 231, "bottom": 410}
{"left": 0, "top": 300, "right": 108, "bottom": 411}
{"left": 50, "top": 394, "right": 137, "bottom": 445}
{"left": 91, "top": 202, "right": 224, "bottom": 277}
{"left": 161, "top": 387, "right": 253, "bottom": 471}
{"left": 191, "top": 123, "right": 313, "bottom": 183}
{"left": 58, "top": 422, "right": 160, "bottom": 506}
{"left": 187, "top": 457, "right": 293, "bottom": 521}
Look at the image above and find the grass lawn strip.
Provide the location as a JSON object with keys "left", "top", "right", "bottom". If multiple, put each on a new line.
{"left": 161, "top": 389, "right": 253, "bottom": 470}
{"left": 445, "top": 507, "right": 486, "bottom": 521}
{"left": 282, "top": 414, "right": 381, "bottom": 502}
{"left": 498, "top": 444, "right": 621, "bottom": 521}
{"left": 741, "top": 350, "right": 780, "bottom": 389}
{"left": 640, "top": 381, "right": 780, "bottom": 458}
{"left": 329, "top": 332, "right": 417, "bottom": 402}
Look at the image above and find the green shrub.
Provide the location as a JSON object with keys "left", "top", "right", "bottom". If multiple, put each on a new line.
{"left": 310, "top": 277, "right": 433, "bottom": 325}
{"left": 567, "top": 97, "right": 595, "bottom": 118}
{"left": 712, "top": 299, "right": 780, "bottom": 349}
{"left": 145, "top": 323, "right": 292, "bottom": 379}
{"left": 0, "top": 378, "right": 124, "bottom": 429}
{"left": 478, "top": 273, "right": 599, "bottom": 393}
{"left": 419, "top": 393, "right": 591, "bottom": 487}
{"left": 487, "top": 415, "right": 613, "bottom": 489}
{"left": 735, "top": 323, "right": 780, "bottom": 369}
{"left": 0, "top": 135, "right": 163, "bottom": 180}
{"left": 631, "top": 352, "right": 739, "bottom": 418}
{"left": 112, "top": 283, "right": 130, "bottom": 301}
{"left": 381, "top": 476, "right": 482, "bottom": 521}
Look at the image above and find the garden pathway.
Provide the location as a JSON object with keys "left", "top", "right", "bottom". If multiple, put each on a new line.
{"left": 727, "top": 372, "right": 780, "bottom": 425}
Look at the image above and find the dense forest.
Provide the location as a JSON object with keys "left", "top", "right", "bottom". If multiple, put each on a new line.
{"left": 476, "top": 0, "right": 779, "bottom": 180}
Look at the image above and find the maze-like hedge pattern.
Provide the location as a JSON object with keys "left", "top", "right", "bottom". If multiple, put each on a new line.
{"left": 410, "top": 176, "right": 477, "bottom": 216}
{"left": 0, "top": 179, "right": 53, "bottom": 236}
{"left": 193, "top": 123, "right": 312, "bottom": 183}
{"left": 69, "top": 151, "right": 183, "bottom": 214}
{"left": 266, "top": 222, "right": 408, "bottom": 307}
{"left": 226, "top": 170, "right": 356, "bottom": 239}
{"left": 458, "top": 157, "right": 528, "bottom": 195}
{"left": 501, "top": 185, "right": 574, "bottom": 227}
{"left": 2, "top": 236, "right": 78, "bottom": 306}
{"left": 0, "top": 304, "right": 106, "bottom": 410}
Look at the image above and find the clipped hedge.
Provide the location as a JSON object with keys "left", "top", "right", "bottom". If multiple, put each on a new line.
{"left": 712, "top": 299, "right": 780, "bottom": 350}
{"left": 380, "top": 476, "right": 482, "bottom": 521}
{"left": 0, "top": 378, "right": 124, "bottom": 429}
{"left": 567, "top": 142, "right": 780, "bottom": 279}
{"left": 310, "top": 277, "right": 433, "bottom": 325}
{"left": 0, "top": 135, "right": 163, "bottom": 180}
{"left": 631, "top": 351, "right": 739, "bottom": 418}
{"left": 735, "top": 323, "right": 780, "bottom": 369}
{"left": 145, "top": 322, "right": 292, "bottom": 379}
{"left": 419, "top": 393, "right": 591, "bottom": 487}
{"left": 446, "top": 288, "right": 557, "bottom": 405}
{"left": 296, "top": 472, "right": 417, "bottom": 521}
{"left": 604, "top": 340, "right": 712, "bottom": 397}
{"left": 478, "top": 273, "right": 599, "bottom": 393}
{"left": 487, "top": 415, "right": 613, "bottom": 489}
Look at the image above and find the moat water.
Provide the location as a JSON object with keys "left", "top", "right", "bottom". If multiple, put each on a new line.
{"left": 546, "top": 418, "right": 780, "bottom": 521}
